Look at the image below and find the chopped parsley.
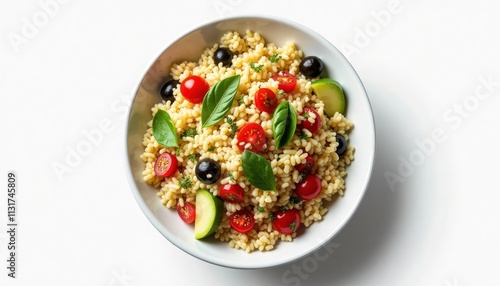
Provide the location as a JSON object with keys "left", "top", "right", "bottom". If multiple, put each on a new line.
{"left": 187, "top": 154, "right": 199, "bottom": 162}
{"left": 279, "top": 205, "right": 287, "bottom": 212}
{"left": 207, "top": 146, "right": 215, "bottom": 152}
{"left": 180, "top": 128, "right": 198, "bottom": 138}
{"left": 278, "top": 90, "right": 286, "bottom": 97}
{"left": 175, "top": 148, "right": 181, "bottom": 156}
{"left": 250, "top": 62, "right": 264, "bottom": 72}
{"left": 179, "top": 176, "right": 193, "bottom": 189}
{"left": 237, "top": 96, "right": 245, "bottom": 105}
{"left": 270, "top": 54, "right": 282, "bottom": 63}
{"left": 303, "top": 111, "right": 310, "bottom": 119}
{"left": 269, "top": 213, "right": 276, "bottom": 221}
{"left": 289, "top": 197, "right": 302, "bottom": 205}
{"left": 227, "top": 171, "right": 235, "bottom": 182}
{"left": 299, "top": 131, "right": 308, "bottom": 140}
{"left": 290, "top": 221, "right": 297, "bottom": 232}
{"left": 257, "top": 206, "right": 265, "bottom": 213}
{"left": 226, "top": 117, "right": 238, "bottom": 138}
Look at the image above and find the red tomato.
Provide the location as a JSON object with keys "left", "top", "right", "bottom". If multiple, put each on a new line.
{"left": 254, "top": 88, "right": 277, "bottom": 113}
{"left": 176, "top": 201, "right": 195, "bottom": 224}
{"left": 295, "top": 174, "right": 322, "bottom": 200}
{"left": 272, "top": 209, "right": 301, "bottom": 234}
{"left": 154, "top": 152, "right": 178, "bottom": 177}
{"left": 180, "top": 75, "right": 210, "bottom": 103}
{"left": 272, "top": 71, "right": 297, "bottom": 93}
{"left": 229, "top": 210, "right": 255, "bottom": 233}
{"left": 219, "top": 184, "right": 245, "bottom": 203}
{"left": 236, "top": 122, "right": 266, "bottom": 152}
{"left": 295, "top": 154, "right": 315, "bottom": 175}
{"left": 299, "top": 107, "right": 322, "bottom": 134}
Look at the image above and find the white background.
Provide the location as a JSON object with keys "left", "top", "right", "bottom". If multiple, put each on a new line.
{"left": 1, "top": 0, "right": 499, "bottom": 285}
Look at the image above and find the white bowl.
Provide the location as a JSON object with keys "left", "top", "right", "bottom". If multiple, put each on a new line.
{"left": 125, "top": 16, "right": 375, "bottom": 269}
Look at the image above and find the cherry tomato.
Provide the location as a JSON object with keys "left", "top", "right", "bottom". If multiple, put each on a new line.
{"left": 176, "top": 201, "right": 195, "bottom": 224}
{"left": 299, "top": 107, "right": 322, "bottom": 134}
{"left": 229, "top": 210, "right": 255, "bottom": 233}
{"left": 272, "top": 71, "right": 297, "bottom": 93}
{"left": 295, "top": 174, "right": 322, "bottom": 200}
{"left": 254, "top": 88, "right": 277, "bottom": 113}
{"left": 154, "top": 152, "right": 178, "bottom": 177}
{"left": 219, "top": 184, "right": 245, "bottom": 203}
{"left": 180, "top": 75, "right": 210, "bottom": 104}
{"left": 236, "top": 122, "right": 266, "bottom": 152}
{"left": 295, "top": 154, "right": 315, "bottom": 175}
{"left": 272, "top": 209, "right": 301, "bottom": 234}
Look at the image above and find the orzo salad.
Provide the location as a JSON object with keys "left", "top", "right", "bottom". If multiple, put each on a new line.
{"left": 140, "top": 30, "right": 354, "bottom": 252}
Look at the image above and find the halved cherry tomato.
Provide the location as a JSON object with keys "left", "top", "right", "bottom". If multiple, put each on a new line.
{"left": 180, "top": 75, "right": 210, "bottom": 103}
{"left": 229, "top": 210, "right": 255, "bottom": 233}
{"left": 272, "top": 71, "right": 297, "bottom": 93}
{"left": 176, "top": 201, "right": 195, "bottom": 224}
{"left": 219, "top": 184, "right": 244, "bottom": 203}
{"left": 295, "top": 174, "right": 322, "bottom": 200}
{"left": 295, "top": 154, "right": 315, "bottom": 175}
{"left": 154, "top": 152, "right": 178, "bottom": 177}
{"left": 299, "top": 107, "right": 322, "bottom": 134}
{"left": 254, "top": 88, "right": 277, "bottom": 113}
{"left": 272, "top": 209, "right": 301, "bottom": 234}
{"left": 236, "top": 122, "right": 266, "bottom": 152}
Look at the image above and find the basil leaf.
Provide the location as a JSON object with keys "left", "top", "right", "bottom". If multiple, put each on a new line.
{"left": 272, "top": 101, "right": 297, "bottom": 149}
{"left": 152, "top": 109, "right": 178, "bottom": 147}
{"left": 201, "top": 75, "right": 240, "bottom": 128}
{"left": 242, "top": 150, "right": 276, "bottom": 191}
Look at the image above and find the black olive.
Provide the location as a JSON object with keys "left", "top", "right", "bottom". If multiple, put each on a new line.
{"left": 335, "top": 134, "right": 348, "bottom": 156}
{"left": 213, "top": 47, "right": 233, "bottom": 67}
{"left": 195, "top": 158, "right": 221, "bottom": 184}
{"left": 159, "top": 79, "right": 179, "bottom": 102}
{"left": 299, "top": 56, "right": 324, "bottom": 78}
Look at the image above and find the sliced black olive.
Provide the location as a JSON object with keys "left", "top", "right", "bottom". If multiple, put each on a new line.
{"left": 213, "top": 47, "right": 233, "bottom": 67}
{"left": 159, "top": 79, "right": 179, "bottom": 102}
{"left": 299, "top": 56, "right": 324, "bottom": 78}
{"left": 335, "top": 134, "right": 348, "bottom": 156}
{"left": 195, "top": 158, "right": 221, "bottom": 184}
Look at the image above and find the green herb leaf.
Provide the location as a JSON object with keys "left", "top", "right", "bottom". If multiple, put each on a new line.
{"left": 187, "top": 154, "right": 199, "bottom": 162}
{"left": 289, "top": 197, "right": 302, "bottom": 205}
{"left": 242, "top": 150, "right": 276, "bottom": 191}
{"left": 179, "top": 176, "right": 193, "bottom": 189}
{"left": 237, "top": 96, "right": 245, "bottom": 105}
{"left": 272, "top": 101, "right": 297, "bottom": 149}
{"left": 269, "top": 213, "right": 276, "bottom": 221}
{"left": 207, "top": 146, "right": 215, "bottom": 152}
{"left": 257, "top": 206, "right": 265, "bottom": 213}
{"left": 250, "top": 62, "right": 264, "bottom": 72}
{"left": 270, "top": 54, "right": 282, "bottom": 63}
{"left": 227, "top": 171, "right": 235, "bottom": 182}
{"left": 152, "top": 109, "right": 178, "bottom": 147}
{"left": 299, "top": 130, "right": 308, "bottom": 140}
{"left": 201, "top": 75, "right": 240, "bottom": 128}
{"left": 226, "top": 116, "right": 238, "bottom": 138}
{"left": 181, "top": 128, "right": 198, "bottom": 138}
{"left": 290, "top": 221, "right": 297, "bottom": 232}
